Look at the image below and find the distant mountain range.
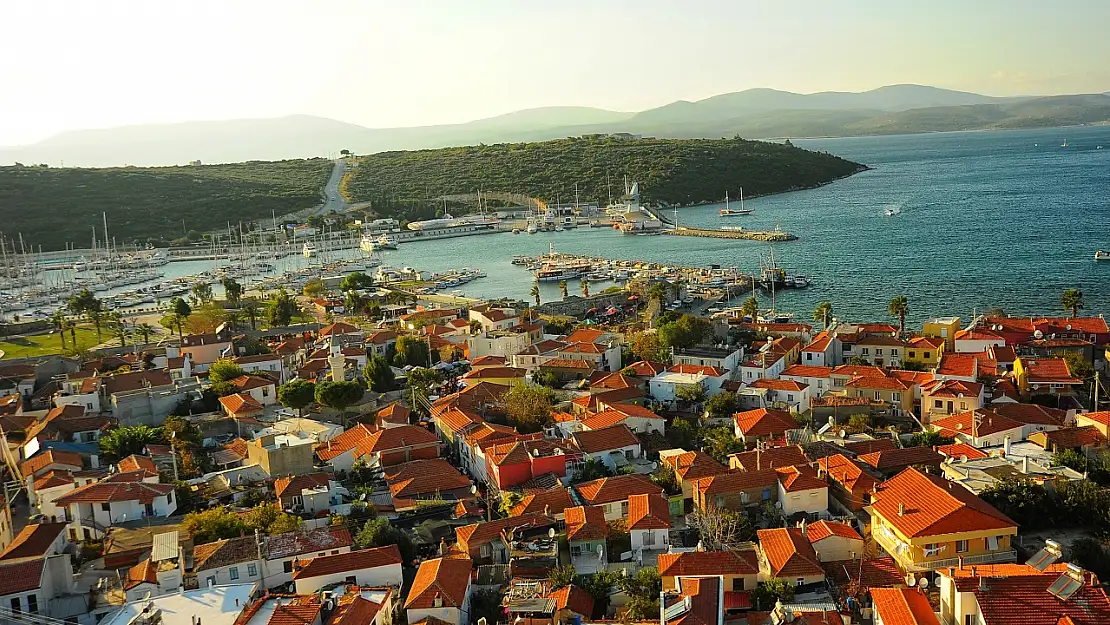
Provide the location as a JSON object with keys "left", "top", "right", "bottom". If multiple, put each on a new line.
{"left": 5, "top": 84, "right": 1110, "bottom": 166}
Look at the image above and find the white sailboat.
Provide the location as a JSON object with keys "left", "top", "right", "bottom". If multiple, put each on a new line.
{"left": 719, "top": 189, "right": 752, "bottom": 216}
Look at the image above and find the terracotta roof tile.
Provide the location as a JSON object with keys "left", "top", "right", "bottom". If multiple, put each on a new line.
{"left": 275, "top": 473, "right": 332, "bottom": 498}
{"left": 376, "top": 403, "right": 411, "bottom": 425}
{"left": 1035, "top": 426, "right": 1106, "bottom": 450}
{"left": 931, "top": 409, "right": 1023, "bottom": 439}
{"left": 994, "top": 402, "right": 1068, "bottom": 427}
{"left": 546, "top": 584, "right": 594, "bottom": 617}
{"left": 950, "top": 564, "right": 1110, "bottom": 625}
{"left": 775, "top": 465, "right": 827, "bottom": 492}
{"left": 0, "top": 522, "right": 67, "bottom": 560}
{"left": 124, "top": 558, "right": 159, "bottom": 590}
{"left": 805, "top": 520, "right": 862, "bottom": 542}
{"left": 935, "top": 442, "right": 989, "bottom": 460}
{"left": 455, "top": 514, "right": 554, "bottom": 552}
{"left": 870, "top": 587, "right": 941, "bottom": 625}
{"left": 692, "top": 469, "right": 779, "bottom": 497}
{"left": 816, "top": 454, "right": 881, "bottom": 492}
{"left": 0, "top": 558, "right": 46, "bottom": 595}
{"left": 510, "top": 487, "right": 574, "bottom": 517}
{"left": 329, "top": 592, "right": 388, "bottom": 625}
{"left": 293, "top": 545, "right": 401, "bottom": 579}
{"left": 622, "top": 361, "right": 668, "bottom": 377}
{"left": 733, "top": 408, "right": 796, "bottom": 438}
{"left": 845, "top": 375, "right": 913, "bottom": 391}
{"left": 857, "top": 447, "right": 944, "bottom": 471}
{"left": 316, "top": 424, "right": 375, "bottom": 460}
{"left": 663, "top": 451, "right": 727, "bottom": 481}
{"left": 219, "top": 392, "right": 264, "bottom": 415}
{"left": 667, "top": 364, "right": 726, "bottom": 377}
{"left": 383, "top": 459, "right": 470, "bottom": 499}
{"left": 781, "top": 364, "right": 834, "bottom": 378}
{"left": 118, "top": 454, "right": 158, "bottom": 474}
{"left": 749, "top": 378, "right": 809, "bottom": 392}
{"left": 55, "top": 479, "right": 174, "bottom": 506}
{"left": 20, "top": 449, "right": 83, "bottom": 477}
{"left": 194, "top": 536, "right": 258, "bottom": 571}
{"left": 571, "top": 424, "right": 640, "bottom": 454}
{"left": 574, "top": 474, "right": 660, "bottom": 505}
{"left": 564, "top": 506, "right": 608, "bottom": 542}
{"left": 266, "top": 526, "right": 352, "bottom": 560}
{"left": 729, "top": 445, "right": 808, "bottom": 471}
{"left": 657, "top": 549, "right": 759, "bottom": 577}
{"left": 841, "top": 438, "right": 897, "bottom": 455}
{"left": 33, "top": 469, "right": 75, "bottom": 491}
{"left": 757, "top": 527, "right": 823, "bottom": 577}
{"left": 870, "top": 467, "right": 1016, "bottom": 538}
{"left": 628, "top": 493, "right": 670, "bottom": 530}
{"left": 831, "top": 364, "right": 887, "bottom": 378}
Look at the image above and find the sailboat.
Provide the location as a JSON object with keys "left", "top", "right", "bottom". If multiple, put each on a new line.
{"left": 1062, "top": 139, "right": 1069, "bottom": 148}
{"left": 719, "top": 189, "right": 752, "bottom": 216}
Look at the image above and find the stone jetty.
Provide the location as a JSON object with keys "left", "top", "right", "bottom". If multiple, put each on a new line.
{"left": 662, "top": 227, "right": 798, "bottom": 242}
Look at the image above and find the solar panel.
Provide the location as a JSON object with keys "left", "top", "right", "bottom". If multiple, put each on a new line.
{"left": 1046, "top": 571, "right": 1083, "bottom": 601}
{"left": 1027, "top": 547, "right": 1060, "bottom": 572}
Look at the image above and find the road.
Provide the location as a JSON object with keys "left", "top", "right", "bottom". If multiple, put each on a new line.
{"left": 314, "top": 157, "right": 351, "bottom": 215}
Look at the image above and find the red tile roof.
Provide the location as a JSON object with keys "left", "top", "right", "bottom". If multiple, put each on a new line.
{"left": 907, "top": 336, "right": 945, "bottom": 349}
{"left": 124, "top": 558, "right": 159, "bottom": 590}
{"left": 571, "top": 424, "right": 640, "bottom": 454}
{"left": 275, "top": 473, "right": 332, "bottom": 498}
{"left": 871, "top": 467, "right": 1016, "bottom": 538}
{"left": 33, "top": 469, "right": 75, "bottom": 491}
{"left": 293, "top": 545, "right": 402, "bottom": 579}
{"left": 316, "top": 423, "right": 374, "bottom": 460}
{"left": 757, "top": 527, "right": 823, "bottom": 577}
{"left": 219, "top": 392, "right": 264, "bottom": 415}
{"left": 510, "top": 487, "right": 574, "bottom": 517}
{"left": 622, "top": 361, "right": 668, "bottom": 377}
{"left": 816, "top": 454, "right": 881, "bottom": 493}
{"left": 355, "top": 424, "right": 440, "bottom": 457}
{"left": 575, "top": 474, "right": 661, "bottom": 505}
{"left": 662, "top": 451, "right": 727, "bottom": 482}
{"left": 564, "top": 328, "right": 608, "bottom": 344}
{"left": 857, "top": 446, "right": 944, "bottom": 471}
{"left": 749, "top": 378, "right": 809, "bottom": 392}
{"left": 118, "top": 454, "right": 158, "bottom": 474}
{"left": 455, "top": 514, "right": 554, "bottom": 552}
{"left": 376, "top": 403, "right": 411, "bottom": 426}
{"left": 936, "top": 353, "right": 983, "bottom": 378}
{"left": 591, "top": 372, "right": 636, "bottom": 390}
{"left": 805, "top": 520, "right": 862, "bottom": 542}
{"left": 931, "top": 409, "right": 1023, "bottom": 439}
{"left": 935, "top": 442, "right": 989, "bottom": 460}
{"left": 1035, "top": 426, "right": 1106, "bottom": 450}
{"left": 845, "top": 375, "right": 913, "bottom": 391}
{"left": 564, "top": 506, "right": 608, "bottom": 541}
{"left": 802, "top": 332, "right": 834, "bottom": 353}
{"left": 20, "top": 449, "right": 83, "bottom": 477}
{"left": 330, "top": 593, "right": 388, "bottom": 625}
{"left": 923, "top": 379, "right": 984, "bottom": 398}
{"left": 266, "top": 526, "right": 353, "bottom": 559}
{"left": 775, "top": 465, "right": 827, "bottom": 492}
{"left": 667, "top": 576, "right": 720, "bottom": 625}
{"left": 0, "top": 522, "right": 67, "bottom": 560}
{"left": 667, "top": 364, "right": 727, "bottom": 377}
{"left": 993, "top": 402, "right": 1067, "bottom": 426}
{"left": 383, "top": 459, "right": 470, "bottom": 499}
{"left": 541, "top": 357, "right": 596, "bottom": 370}
{"left": 841, "top": 438, "right": 898, "bottom": 455}
{"left": 823, "top": 556, "right": 904, "bottom": 589}
{"left": 547, "top": 584, "right": 594, "bottom": 617}
{"left": 890, "top": 370, "right": 935, "bottom": 386}
{"left": 831, "top": 365, "right": 887, "bottom": 378}
{"left": 948, "top": 563, "right": 1110, "bottom": 625}
{"left": 320, "top": 322, "right": 360, "bottom": 336}
{"left": 692, "top": 469, "right": 779, "bottom": 497}
{"left": 733, "top": 408, "right": 796, "bottom": 438}
{"left": 56, "top": 480, "right": 175, "bottom": 505}
{"left": 781, "top": 365, "right": 834, "bottom": 378}
{"left": 729, "top": 445, "right": 808, "bottom": 471}
{"left": 870, "top": 587, "right": 941, "bottom": 625}
{"left": 461, "top": 366, "right": 526, "bottom": 380}
{"left": 0, "top": 558, "right": 46, "bottom": 595}
{"left": 628, "top": 493, "right": 670, "bottom": 530}
{"left": 657, "top": 549, "right": 759, "bottom": 577}
{"left": 1021, "top": 357, "right": 1081, "bottom": 384}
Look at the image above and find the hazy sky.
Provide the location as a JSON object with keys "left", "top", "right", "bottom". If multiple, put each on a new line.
{"left": 2, "top": 0, "right": 1108, "bottom": 146}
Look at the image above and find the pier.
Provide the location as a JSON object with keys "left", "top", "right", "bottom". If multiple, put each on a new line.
{"left": 662, "top": 226, "right": 798, "bottom": 242}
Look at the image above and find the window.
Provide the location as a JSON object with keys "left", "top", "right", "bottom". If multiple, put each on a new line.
{"left": 11, "top": 598, "right": 20, "bottom": 613}
{"left": 934, "top": 400, "right": 943, "bottom": 408}
{"left": 762, "top": 489, "right": 772, "bottom": 501}
{"left": 230, "top": 567, "right": 240, "bottom": 581}
{"left": 876, "top": 349, "right": 883, "bottom": 356}
{"left": 875, "top": 391, "right": 881, "bottom": 400}
{"left": 332, "top": 550, "right": 339, "bottom": 555}
{"left": 26, "top": 595, "right": 37, "bottom": 614}
{"left": 956, "top": 540, "right": 968, "bottom": 553}
{"left": 908, "top": 351, "right": 916, "bottom": 359}
{"left": 817, "top": 379, "right": 824, "bottom": 388}
{"left": 892, "top": 392, "right": 901, "bottom": 402}
{"left": 480, "top": 544, "right": 491, "bottom": 558}
{"left": 924, "top": 543, "right": 938, "bottom": 553}
{"left": 732, "top": 578, "right": 745, "bottom": 591}
{"left": 247, "top": 564, "right": 257, "bottom": 577}
{"left": 621, "top": 501, "right": 629, "bottom": 516}
{"left": 796, "top": 578, "right": 805, "bottom": 587}
{"left": 924, "top": 352, "right": 931, "bottom": 359}
{"left": 345, "top": 576, "right": 357, "bottom": 585}
{"left": 644, "top": 532, "right": 655, "bottom": 546}
{"left": 145, "top": 503, "right": 154, "bottom": 516}
{"left": 625, "top": 450, "right": 635, "bottom": 460}
{"left": 572, "top": 545, "right": 582, "bottom": 557}
{"left": 987, "top": 536, "right": 1000, "bottom": 550}
{"left": 862, "top": 348, "right": 870, "bottom": 355}
{"left": 284, "top": 561, "right": 293, "bottom": 573}
{"left": 960, "top": 402, "right": 967, "bottom": 410}
{"left": 787, "top": 394, "right": 794, "bottom": 402}
{"left": 101, "top": 503, "right": 111, "bottom": 513}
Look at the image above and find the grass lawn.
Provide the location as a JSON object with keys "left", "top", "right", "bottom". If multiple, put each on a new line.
{"left": 0, "top": 326, "right": 101, "bottom": 359}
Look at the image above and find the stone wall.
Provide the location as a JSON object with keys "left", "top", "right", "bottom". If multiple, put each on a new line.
{"left": 536, "top": 292, "right": 628, "bottom": 318}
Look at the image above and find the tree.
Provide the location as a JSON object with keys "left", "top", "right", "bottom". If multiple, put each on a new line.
{"left": 548, "top": 565, "right": 577, "bottom": 590}
{"left": 208, "top": 358, "right": 244, "bottom": 383}
{"left": 907, "top": 430, "right": 954, "bottom": 448}
{"left": 394, "top": 335, "right": 431, "bottom": 367}
{"left": 651, "top": 463, "right": 680, "bottom": 494}
{"left": 740, "top": 296, "right": 759, "bottom": 320}
{"left": 629, "top": 331, "right": 669, "bottom": 363}
{"left": 1057, "top": 350, "right": 1094, "bottom": 399}
{"left": 532, "top": 370, "right": 560, "bottom": 388}
{"left": 979, "top": 477, "right": 1055, "bottom": 529}
{"left": 666, "top": 417, "right": 700, "bottom": 450}
{"left": 339, "top": 271, "right": 374, "bottom": 291}
{"left": 469, "top": 589, "right": 504, "bottom": 625}
{"left": 68, "top": 288, "right": 105, "bottom": 341}
{"left": 98, "top": 425, "right": 166, "bottom": 461}
{"left": 108, "top": 311, "right": 128, "bottom": 348}
{"left": 209, "top": 380, "right": 239, "bottom": 397}
{"left": 813, "top": 301, "right": 833, "bottom": 329}
{"left": 191, "top": 281, "right": 214, "bottom": 305}
{"left": 675, "top": 383, "right": 708, "bottom": 409}
{"left": 278, "top": 379, "right": 316, "bottom": 416}
{"left": 245, "top": 503, "right": 303, "bottom": 535}
{"left": 578, "top": 570, "right": 620, "bottom": 617}
{"left": 687, "top": 507, "right": 754, "bottom": 550}
{"left": 50, "top": 310, "right": 68, "bottom": 353}
{"left": 658, "top": 314, "right": 710, "bottom": 350}
{"left": 888, "top": 295, "right": 909, "bottom": 336}
{"left": 618, "top": 568, "right": 662, "bottom": 620}
{"left": 705, "top": 391, "right": 738, "bottom": 423}
{"left": 1062, "top": 288, "right": 1084, "bottom": 318}
{"left": 751, "top": 579, "right": 796, "bottom": 610}
{"left": 847, "top": 355, "right": 871, "bottom": 366}
{"left": 847, "top": 413, "right": 871, "bottom": 431}
{"left": 581, "top": 277, "right": 590, "bottom": 298}
{"left": 558, "top": 280, "right": 569, "bottom": 299}
{"left": 241, "top": 297, "right": 262, "bottom": 330}
{"left": 900, "top": 359, "right": 928, "bottom": 371}
{"left": 571, "top": 457, "right": 613, "bottom": 483}
{"left": 168, "top": 297, "right": 192, "bottom": 338}
{"left": 136, "top": 322, "right": 155, "bottom": 345}
{"left": 354, "top": 518, "right": 415, "bottom": 562}
{"left": 702, "top": 426, "right": 745, "bottom": 463}
{"left": 503, "top": 382, "right": 556, "bottom": 433}
{"left": 530, "top": 283, "right": 541, "bottom": 307}
{"left": 220, "top": 278, "right": 243, "bottom": 308}
{"left": 363, "top": 355, "right": 396, "bottom": 393}
{"left": 267, "top": 289, "right": 298, "bottom": 327}
{"left": 303, "top": 278, "right": 326, "bottom": 299}
{"left": 182, "top": 508, "right": 248, "bottom": 544}
{"left": 1068, "top": 537, "right": 1110, "bottom": 580}
{"left": 1054, "top": 449, "right": 1089, "bottom": 473}
{"left": 344, "top": 290, "right": 365, "bottom": 316}
{"left": 647, "top": 282, "right": 668, "bottom": 306}
{"left": 315, "top": 380, "right": 365, "bottom": 413}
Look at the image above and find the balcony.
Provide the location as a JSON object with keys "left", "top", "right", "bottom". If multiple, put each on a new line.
{"left": 873, "top": 527, "right": 1016, "bottom": 572}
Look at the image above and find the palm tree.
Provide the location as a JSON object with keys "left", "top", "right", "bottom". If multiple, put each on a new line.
{"left": 109, "top": 311, "right": 127, "bottom": 348}
{"left": 558, "top": 280, "right": 569, "bottom": 300}
{"left": 191, "top": 281, "right": 213, "bottom": 305}
{"left": 220, "top": 278, "right": 243, "bottom": 308}
{"left": 1061, "top": 288, "right": 1084, "bottom": 318}
{"left": 813, "top": 301, "right": 833, "bottom": 330}
{"left": 648, "top": 282, "right": 668, "bottom": 307}
{"left": 136, "top": 323, "right": 155, "bottom": 345}
{"left": 581, "top": 277, "right": 590, "bottom": 298}
{"left": 50, "top": 310, "right": 67, "bottom": 352}
{"left": 740, "top": 296, "right": 759, "bottom": 320}
{"left": 888, "top": 295, "right": 909, "bottom": 336}
{"left": 88, "top": 308, "right": 104, "bottom": 342}
{"left": 530, "top": 284, "right": 541, "bottom": 307}
{"left": 241, "top": 298, "right": 261, "bottom": 330}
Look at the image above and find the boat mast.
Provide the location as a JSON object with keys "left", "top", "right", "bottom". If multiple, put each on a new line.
{"left": 740, "top": 187, "right": 745, "bottom": 212}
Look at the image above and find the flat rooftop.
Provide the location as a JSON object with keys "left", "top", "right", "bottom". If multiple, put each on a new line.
{"left": 100, "top": 583, "right": 256, "bottom": 625}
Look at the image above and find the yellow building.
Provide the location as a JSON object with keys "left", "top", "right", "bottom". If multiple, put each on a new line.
{"left": 245, "top": 433, "right": 316, "bottom": 478}
{"left": 923, "top": 317, "right": 962, "bottom": 351}
{"left": 905, "top": 336, "right": 946, "bottom": 367}
{"left": 843, "top": 376, "right": 915, "bottom": 414}
{"left": 867, "top": 468, "right": 1017, "bottom": 572}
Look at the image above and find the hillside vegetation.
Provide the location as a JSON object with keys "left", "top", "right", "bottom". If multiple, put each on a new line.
{"left": 346, "top": 137, "right": 865, "bottom": 213}
{"left": 0, "top": 159, "right": 332, "bottom": 250}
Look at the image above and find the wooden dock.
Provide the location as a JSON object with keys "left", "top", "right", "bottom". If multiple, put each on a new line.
{"left": 662, "top": 227, "right": 797, "bottom": 242}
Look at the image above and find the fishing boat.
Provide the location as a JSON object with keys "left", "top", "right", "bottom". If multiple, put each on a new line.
{"left": 884, "top": 206, "right": 902, "bottom": 216}
{"left": 527, "top": 223, "right": 539, "bottom": 234}
{"left": 1096, "top": 251, "right": 1110, "bottom": 261}
{"left": 719, "top": 189, "right": 753, "bottom": 216}
{"left": 302, "top": 242, "right": 317, "bottom": 258}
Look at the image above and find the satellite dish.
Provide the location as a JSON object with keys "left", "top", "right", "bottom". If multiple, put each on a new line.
{"left": 596, "top": 543, "right": 604, "bottom": 555}
{"left": 919, "top": 577, "right": 930, "bottom": 589}
{"left": 905, "top": 573, "right": 916, "bottom": 586}
{"left": 838, "top": 430, "right": 847, "bottom": 439}
{"left": 650, "top": 461, "right": 659, "bottom": 470}
{"left": 548, "top": 528, "right": 556, "bottom": 539}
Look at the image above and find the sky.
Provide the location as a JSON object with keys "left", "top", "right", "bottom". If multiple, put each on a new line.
{"left": 2, "top": 0, "right": 1109, "bottom": 146}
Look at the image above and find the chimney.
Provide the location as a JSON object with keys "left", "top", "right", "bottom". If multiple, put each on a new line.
{"left": 1003, "top": 435, "right": 1011, "bottom": 457}
{"left": 1022, "top": 456, "right": 1030, "bottom": 474}
{"left": 898, "top": 503, "right": 906, "bottom": 516}
{"left": 433, "top": 593, "right": 443, "bottom": 608}
{"left": 958, "top": 557, "right": 964, "bottom": 570}
{"left": 756, "top": 448, "right": 761, "bottom": 471}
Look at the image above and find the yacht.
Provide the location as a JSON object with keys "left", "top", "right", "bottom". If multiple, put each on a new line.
{"left": 884, "top": 206, "right": 902, "bottom": 216}
{"left": 719, "top": 189, "right": 752, "bottom": 216}
{"left": 359, "top": 233, "right": 376, "bottom": 253}
{"left": 302, "top": 242, "right": 317, "bottom": 258}
{"left": 375, "top": 234, "right": 398, "bottom": 250}
{"left": 527, "top": 223, "right": 539, "bottom": 234}
{"left": 1096, "top": 251, "right": 1110, "bottom": 262}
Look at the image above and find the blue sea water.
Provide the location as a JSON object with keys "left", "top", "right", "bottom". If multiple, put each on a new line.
{"left": 372, "top": 126, "right": 1110, "bottom": 325}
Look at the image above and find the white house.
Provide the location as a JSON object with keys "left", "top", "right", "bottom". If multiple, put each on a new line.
{"left": 672, "top": 346, "right": 743, "bottom": 375}
{"left": 747, "top": 378, "right": 813, "bottom": 413}
{"left": 779, "top": 365, "right": 834, "bottom": 397}
{"left": 0, "top": 554, "right": 75, "bottom": 618}
{"left": 739, "top": 351, "right": 787, "bottom": 383}
{"left": 627, "top": 493, "right": 670, "bottom": 554}
{"left": 233, "top": 353, "right": 286, "bottom": 383}
{"left": 804, "top": 520, "right": 864, "bottom": 562}
{"left": 775, "top": 466, "right": 830, "bottom": 521}
{"left": 193, "top": 526, "right": 354, "bottom": 590}
{"left": 649, "top": 367, "right": 712, "bottom": 410}
{"left": 570, "top": 425, "right": 641, "bottom": 473}
{"left": 405, "top": 557, "right": 474, "bottom": 625}
{"left": 193, "top": 536, "right": 263, "bottom": 588}
{"left": 264, "top": 526, "right": 353, "bottom": 587}
{"left": 227, "top": 375, "right": 278, "bottom": 406}
{"left": 292, "top": 545, "right": 403, "bottom": 594}
{"left": 799, "top": 332, "right": 838, "bottom": 367}
{"left": 580, "top": 403, "right": 666, "bottom": 436}
{"left": 55, "top": 472, "right": 177, "bottom": 540}
{"left": 469, "top": 307, "right": 519, "bottom": 333}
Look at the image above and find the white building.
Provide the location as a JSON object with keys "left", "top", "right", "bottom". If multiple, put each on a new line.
{"left": 779, "top": 364, "right": 834, "bottom": 397}
{"left": 292, "top": 545, "right": 403, "bottom": 594}
{"left": 405, "top": 557, "right": 474, "bottom": 625}
{"left": 55, "top": 472, "right": 177, "bottom": 540}
{"left": 627, "top": 493, "right": 670, "bottom": 554}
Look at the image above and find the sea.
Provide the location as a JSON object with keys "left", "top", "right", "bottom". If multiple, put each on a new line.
{"left": 57, "top": 126, "right": 1110, "bottom": 326}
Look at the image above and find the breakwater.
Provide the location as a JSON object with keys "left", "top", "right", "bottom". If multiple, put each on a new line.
{"left": 663, "top": 227, "right": 798, "bottom": 242}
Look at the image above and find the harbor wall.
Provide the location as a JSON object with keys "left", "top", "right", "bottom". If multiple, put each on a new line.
{"left": 536, "top": 292, "right": 627, "bottom": 317}
{"left": 662, "top": 227, "right": 798, "bottom": 242}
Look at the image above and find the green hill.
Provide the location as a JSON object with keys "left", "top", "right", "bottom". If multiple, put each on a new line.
{"left": 0, "top": 159, "right": 332, "bottom": 250}
{"left": 346, "top": 137, "right": 865, "bottom": 216}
